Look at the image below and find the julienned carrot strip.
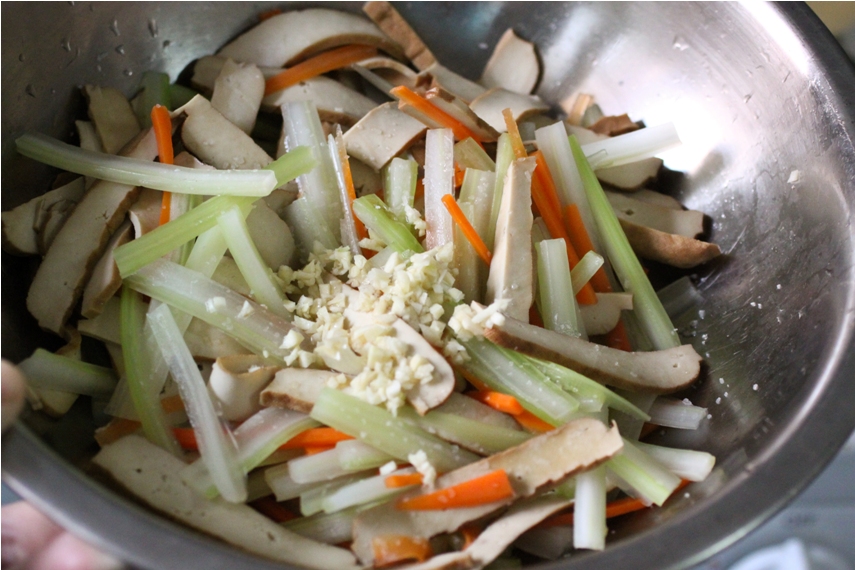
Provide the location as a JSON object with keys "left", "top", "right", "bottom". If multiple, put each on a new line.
{"left": 396, "top": 469, "right": 514, "bottom": 510}
{"left": 514, "top": 410, "right": 555, "bottom": 433}
{"left": 94, "top": 418, "right": 141, "bottom": 447}
{"left": 172, "top": 427, "right": 198, "bottom": 450}
{"left": 372, "top": 535, "right": 433, "bottom": 567}
{"left": 151, "top": 104, "right": 174, "bottom": 225}
{"left": 454, "top": 164, "right": 466, "bottom": 188}
{"left": 457, "top": 367, "right": 490, "bottom": 392}
{"left": 532, "top": 151, "right": 562, "bottom": 216}
{"left": 250, "top": 496, "right": 298, "bottom": 523}
{"left": 564, "top": 204, "right": 611, "bottom": 293}
{"left": 279, "top": 427, "right": 354, "bottom": 450}
{"left": 303, "top": 444, "right": 337, "bottom": 455}
{"left": 391, "top": 85, "right": 484, "bottom": 144}
{"left": 465, "top": 390, "right": 524, "bottom": 416}
{"left": 441, "top": 194, "right": 492, "bottom": 266}
{"left": 265, "top": 45, "right": 378, "bottom": 95}
{"left": 160, "top": 394, "right": 186, "bottom": 414}
{"left": 385, "top": 473, "right": 424, "bottom": 488}
{"left": 604, "top": 320, "right": 633, "bottom": 352}
{"left": 502, "top": 109, "right": 528, "bottom": 159}
{"left": 335, "top": 133, "right": 368, "bottom": 240}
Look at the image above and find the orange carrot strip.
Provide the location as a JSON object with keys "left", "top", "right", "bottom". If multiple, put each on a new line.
{"left": 465, "top": 390, "right": 524, "bottom": 416}
{"left": 172, "top": 427, "right": 198, "bottom": 451}
{"left": 335, "top": 134, "right": 369, "bottom": 241}
{"left": 514, "top": 410, "right": 555, "bottom": 433}
{"left": 279, "top": 427, "right": 354, "bottom": 450}
{"left": 414, "top": 178, "right": 425, "bottom": 200}
{"left": 391, "top": 85, "right": 484, "bottom": 143}
{"left": 94, "top": 418, "right": 141, "bottom": 447}
{"left": 160, "top": 394, "right": 185, "bottom": 414}
{"left": 457, "top": 367, "right": 490, "bottom": 392}
{"left": 441, "top": 194, "right": 492, "bottom": 266}
{"left": 250, "top": 496, "right": 298, "bottom": 523}
{"left": 460, "top": 522, "right": 482, "bottom": 549}
{"left": 385, "top": 473, "right": 424, "bottom": 488}
{"left": 564, "top": 204, "right": 611, "bottom": 293}
{"left": 372, "top": 535, "right": 433, "bottom": 567}
{"left": 397, "top": 469, "right": 514, "bottom": 511}
{"left": 532, "top": 151, "right": 562, "bottom": 216}
{"left": 502, "top": 109, "right": 528, "bottom": 159}
{"left": 454, "top": 164, "right": 466, "bottom": 188}
{"left": 151, "top": 104, "right": 174, "bottom": 226}
{"left": 265, "top": 45, "right": 378, "bottom": 96}
{"left": 258, "top": 7, "right": 282, "bottom": 21}
{"left": 604, "top": 320, "right": 633, "bottom": 352}
{"left": 303, "top": 444, "right": 337, "bottom": 455}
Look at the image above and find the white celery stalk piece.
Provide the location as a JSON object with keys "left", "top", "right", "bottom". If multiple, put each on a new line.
{"left": 336, "top": 440, "right": 395, "bottom": 472}
{"left": 265, "top": 463, "right": 328, "bottom": 502}
{"left": 571, "top": 251, "right": 605, "bottom": 295}
{"left": 423, "top": 128, "right": 455, "bottom": 249}
{"left": 300, "top": 475, "right": 372, "bottom": 517}
{"left": 657, "top": 276, "right": 703, "bottom": 320}
{"left": 328, "top": 132, "right": 362, "bottom": 256}
{"left": 647, "top": 397, "right": 708, "bottom": 430}
{"left": 607, "top": 438, "right": 681, "bottom": 506}
{"left": 456, "top": 168, "right": 496, "bottom": 302}
{"left": 216, "top": 205, "right": 289, "bottom": 318}
{"left": 452, "top": 200, "right": 482, "bottom": 303}
{"left": 352, "top": 194, "right": 424, "bottom": 254}
{"left": 633, "top": 441, "right": 715, "bottom": 482}
{"left": 454, "top": 138, "right": 496, "bottom": 172}
{"left": 321, "top": 468, "right": 414, "bottom": 514}
{"left": 536, "top": 238, "right": 584, "bottom": 339}
{"left": 284, "top": 507, "right": 359, "bottom": 545}
{"left": 18, "top": 349, "right": 117, "bottom": 398}
{"left": 289, "top": 447, "right": 354, "bottom": 484}
{"left": 581, "top": 123, "right": 681, "bottom": 169}
{"left": 488, "top": 134, "right": 514, "bottom": 251}
{"left": 383, "top": 157, "right": 419, "bottom": 222}
{"left": 147, "top": 304, "right": 247, "bottom": 503}
{"left": 570, "top": 136, "right": 680, "bottom": 350}
{"left": 573, "top": 464, "right": 607, "bottom": 550}
{"left": 398, "top": 407, "right": 530, "bottom": 456}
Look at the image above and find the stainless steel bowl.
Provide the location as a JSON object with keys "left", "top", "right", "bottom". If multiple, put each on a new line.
{"left": 3, "top": 2, "right": 855, "bottom": 569}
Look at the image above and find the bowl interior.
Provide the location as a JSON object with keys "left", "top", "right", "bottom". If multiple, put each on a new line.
{"left": 3, "top": 3, "right": 855, "bottom": 570}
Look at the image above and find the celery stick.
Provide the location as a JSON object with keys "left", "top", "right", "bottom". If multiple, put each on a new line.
{"left": 148, "top": 304, "right": 247, "bottom": 503}
{"left": 135, "top": 71, "right": 171, "bottom": 127}
{"left": 321, "top": 469, "right": 412, "bottom": 513}
{"left": 457, "top": 168, "right": 496, "bottom": 302}
{"left": 217, "top": 205, "right": 289, "bottom": 318}
{"left": 527, "top": 357, "right": 649, "bottom": 420}
{"left": 16, "top": 133, "right": 279, "bottom": 196}
{"left": 18, "top": 349, "right": 117, "bottom": 398}
{"left": 337, "top": 440, "right": 395, "bottom": 472}
{"left": 454, "top": 138, "right": 496, "bottom": 172}
{"left": 310, "top": 388, "right": 478, "bottom": 473}
{"left": 453, "top": 200, "right": 482, "bottom": 303}
{"left": 328, "top": 132, "right": 361, "bottom": 256}
{"left": 119, "top": 286, "right": 181, "bottom": 455}
{"left": 536, "top": 238, "right": 583, "bottom": 338}
{"left": 573, "top": 464, "right": 607, "bottom": 550}
{"left": 606, "top": 438, "right": 681, "bottom": 506}
{"left": 265, "top": 464, "right": 328, "bottom": 502}
{"left": 657, "top": 276, "right": 703, "bottom": 320}
{"left": 487, "top": 134, "right": 514, "bottom": 251}
{"left": 125, "top": 259, "right": 301, "bottom": 362}
{"left": 352, "top": 194, "right": 424, "bottom": 254}
{"left": 283, "top": 197, "right": 340, "bottom": 259}
{"left": 633, "top": 441, "right": 715, "bottom": 482}
{"left": 423, "top": 128, "right": 455, "bottom": 249}
{"left": 168, "top": 84, "right": 198, "bottom": 109}
{"left": 284, "top": 506, "right": 359, "bottom": 544}
{"left": 531, "top": 217, "right": 551, "bottom": 244}
{"left": 289, "top": 448, "right": 354, "bottom": 484}
{"left": 383, "top": 157, "right": 419, "bottom": 222}
{"left": 281, "top": 101, "right": 342, "bottom": 243}
{"left": 647, "top": 398, "right": 707, "bottom": 430}
{"left": 300, "top": 474, "right": 371, "bottom": 516}
{"left": 610, "top": 389, "right": 656, "bottom": 440}
{"left": 398, "top": 407, "right": 530, "bottom": 456}
{"left": 571, "top": 251, "right": 605, "bottom": 295}
{"left": 459, "top": 339, "right": 581, "bottom": 426}
{"left": 581, "top": 123, "right": 680, "bottom": 169}
{"left": 570, "top": 136, "right": 680, "bottom": 350}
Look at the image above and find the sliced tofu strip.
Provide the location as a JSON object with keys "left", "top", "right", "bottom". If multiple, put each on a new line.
{"left": 211, "top": 256, "right": 252, "bottom": 297}
{"left": 260, "top": 368, "right": 340, "bottom": 412}
{"left": 26, "top": 129, "right": 157, "bottom": 336}
{"left": 619, "top": 219, "right": 722, "bottom": 269}
{"left": 589, "top": 113, "right": 640, "bottom": 137}
{"left": 183, "top": 318, "right": 250, "bottom": 361}
{"left": 127, "top": 188, "right": 162, "bottom": 238}
{"left": 596, "top": 158, "right": 663, "bottom": 191}
{"left": 92, "top": 435, "right": 361, "bottom": 570}
{"left": 359, "top": 55, "right": 419, "bottom": 89}
{"left": 470, "top": 88, "right": 550, "bottom": 133}
{"left": 81, "top": 220, "right": 133, "bottom": 319}
{"left": 35, "top": 199, "right": 77, "bottom": 255}
{"left": 363, "top": 1, "right": 436, "bottom": 70}
{"left": 421, "top": 63, "right": 487, "bottom": 104}
{"left": 424, "top": 88, "right": 500, "bottom": 143}
{"left": 486, "top": 158, "right": 535, "bottom": 322}
{"left": 343, "top": 102, "right": 427, "bottom": 170}
{"left": 630, "top": 188, "right": 685, "bottom": 210}
{"left": 484, "top": 313, "right": 703, "bottom": 394}
{"left": 78, "top": 296, "right": 122, "bottom": 344}
{"left": 178, "top": 95, "right": 272, "bottom": 170}
{"left": 218, "top": 8, "right": 401, "bottom": 68}
{"left": 351, "top": 418, "right": 622, "bottom": 565}
{"left": 606, "top": 190, "right": 705, "bottom": 238}
{"left": 262, "top": 76, "right": 377, "bottom": 126}
{"left": 580, "top": 292, "right": 634, "bottom": 336}
{"left": 2, "top": 177, "right": 85, "bottom": 256}
{"left": 479, "top": 29, "right": 540, "bottom": 95}
{"left": 83, "top": 85, "right": 141, "bottom": 155}
{"left": 211, "top": 59, "right": 265, "bottom": 135}
{"left": 208, "top": 354, "right": 279, "bottom": 422}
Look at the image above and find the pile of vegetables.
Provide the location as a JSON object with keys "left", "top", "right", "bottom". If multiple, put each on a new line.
{"left": 2, "top": 3, "right": 724, "bottom": 569}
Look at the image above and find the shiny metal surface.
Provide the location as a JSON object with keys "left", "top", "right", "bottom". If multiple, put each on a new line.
{"left": 2, "top": 2, "right": 855, "bottom": 569}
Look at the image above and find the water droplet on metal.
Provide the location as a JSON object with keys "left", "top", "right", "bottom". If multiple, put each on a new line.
{"left": 162, "top": 39, "right": 171, "bottom": 50}
{"left": 18, "top": 53, "right": 25, "bottom": 62}
{"left": 110, "top": 19, "right": 120, "bottom": 36}
{"left": 97, "top": 51, "right": 108, "bottom": 62}
{"left": 148, "top": 19, "right": 158, "bottom": 38}
{"left": 25, "top": 84, "right": 36, "bottom": 98}
{"left": 123, "top": 68, "right": 134, "bottom": 77}
{"left": 116, "top": 45, "right": 125, "bottom": 56}
{"left": 61, "top": 39, "right": 71, "bottom": 52}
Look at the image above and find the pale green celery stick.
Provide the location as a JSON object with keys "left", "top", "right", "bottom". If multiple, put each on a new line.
{"left": 383, "top": 157, "right": 418, "bottom": 222}
{"left": 581, "top": 104, "right": 604, "bottom": 128}
{"left": 284, "top": 506, "right": 359, "bottom": 544}
{"left": 531, "top": 217, "right": 551, "bottom": 244}
{"left": 424, "top": 128, "right": 455, "bottom": 249}
{"left": 288, "top": 447, "right": 354, "bottom": 484}
{"left": 328, "top": 132, "right": 361, "bottom": 256}
{"left": 184, "top": 407, "right": 319, "bottom": 499}
{"left": 321, "top": 470, "right": 412, "bottom": 513}
{"left": 310, "top": 388, "right": 478, "bottom": 473}
{"left": 398, "top": 407, "right": 530, "bottom": 456}
{"left": 633, "top": 441, "right": 715, "bottom": 482}
{"left": 657, "top": 276, "right": 703, "bottom": 320}
{"left": 18, "top": 349, "right": 117, "bottom": 398}
{"left": 606, "top": 438, "right": 681, "bottom": 506}
{"left": 459, "top": 339, "right": 581, "bottom": 426}
{"left": 281, "top": 101, "right": 342, "bottom": 243}
{"left": 570, "top": 136, "right": 680, "bottom": 350}
{"left": 172, "top": 194, "right": 202, "bottom": 265}
{"left": 581, "top": 123, "right": 681, "bottom": 169}
{"left": 300, "top": 474, "right": 372, "bottom": 516}
{"left": 454, "top": 138, "right": 496, "bottom": 171}
{"left": 15, "top": 133, "right": 279, "bottom": 196}
{"left": 352, "top": 194, "right": 424, "bottom": 254}
{"left": 336, "top": 440, "right": 395, "bottom": 471}
{"left": 217, "top": 205, "right": 289, "bottom": 318}
{"left": 573, "top": 464, "right": 607, "bottom": 550}
{"left": 148, "top": 304, "right": 247, "bottom": 503}
{"left": 457, "top": 168, "right": 496, "bottom": 302}
{"left": 135, "top": 71, "right": 171, "bottom": 127}
{"left": 571, "top": 251, "right": 604, "bottom": 295}
{"left": 265, "top": 463, "right": 328, "bottom": 502}
{"left": 453, "top": 200, "right": 482, "bottom": 303}
{"left": 488, "top": 134, "right": 514, "bottom": 251}
{"left": 125, "top": 259, "right": 299, "bottom": 362}
{"left": 647, "top": 397, "right": 707, "bottom": 430}
{"left": 525, "top": 357, "right": 649, "bottom": 420}
{"left": 246, "top": 470, "right": 272, "bottom": 502}
{"left": 610, "top": 389, "right": 656, "bottom": 440}
{"left": 115, "top": 195, "right": 255, "bottom": 278}
{"left": 169, "top": 84, "right": 198, "bottom": 109}
{"left": 536, "top": 238, "right": 583, "bottom": 338}
{"left": 119, "top": 286, "right": 181, "bottom": 455}
{"left": 283, "top": 197, "right": 339, "bottom": 259}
